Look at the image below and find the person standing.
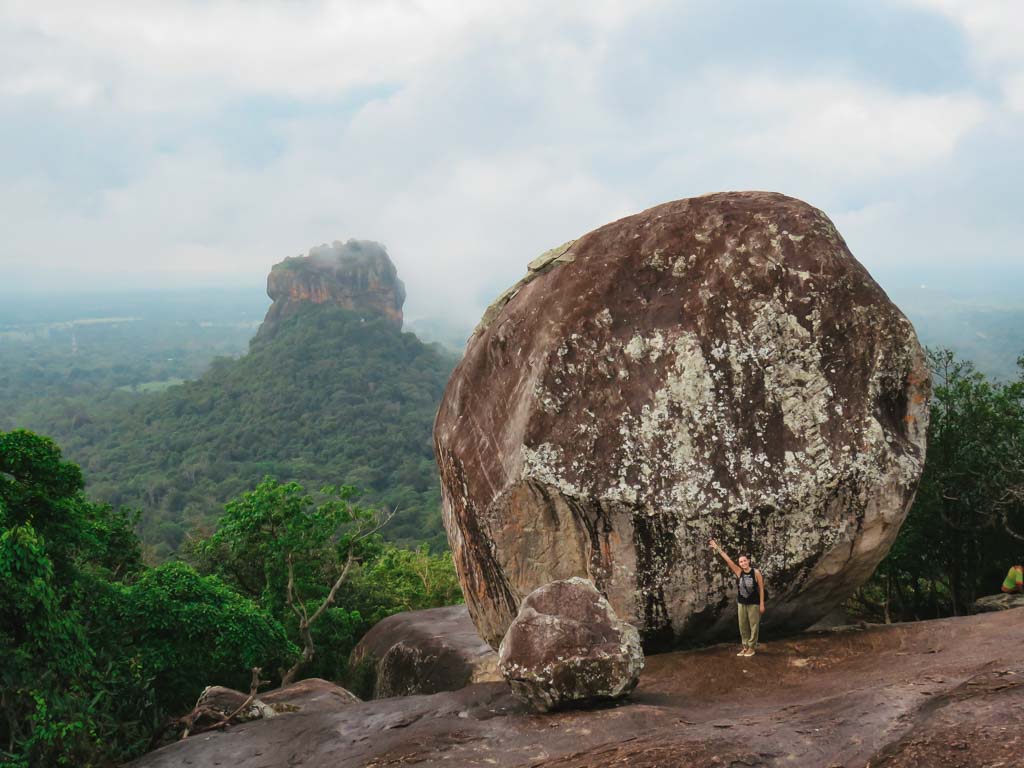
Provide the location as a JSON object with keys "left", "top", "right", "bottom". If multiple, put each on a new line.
{"left": 709, "top": 538, "right": 765, "bottom": 657}
{"left": 1002, "top": 564, "right": 1023, "bottom": 594}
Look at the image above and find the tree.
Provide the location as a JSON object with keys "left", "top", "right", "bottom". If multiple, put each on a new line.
{"left": 0, "top": 431, "right": 146, "bottom": 765}
{"left": 0, "top": 431, "right": 295, "bottom": 766}
{"left": 202, "top": 478, "right": 392, "bottom": 685}
{"left": 353, "top": 544, "right": 463, "bottom": 617}
{"left": 120, "top": 562, "right": 296, "bottom": 710}
{"left": 866, "top": 349, "right": 1024, "bottom": 619}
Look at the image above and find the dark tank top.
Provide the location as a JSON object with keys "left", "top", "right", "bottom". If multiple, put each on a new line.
{"left": 737, "top": 569, "right": 760, "bottom": 605}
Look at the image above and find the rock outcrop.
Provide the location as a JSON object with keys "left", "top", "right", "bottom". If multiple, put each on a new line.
{"left": 126, "top": 609, "right": 1024, "bottom": 768}
{"left": 191, "top": 685, "right": 278, "bottom": 729}
{"left": 255, "top": 239, "right": 405, "bottom": 342}
{"left": 349, "top": 605, "right": 500, "bottom": 699}
{"left": 434, "top": 191, "right": 930, "bottom": 650}
{"left": 974, "top": 592, "right": 1024, "bottom": 613}
{"left": 183, "top": 678, "right": 359, "bottom": 733}
{"left": 498, "top": 577, "right": 643, "bottom": 712}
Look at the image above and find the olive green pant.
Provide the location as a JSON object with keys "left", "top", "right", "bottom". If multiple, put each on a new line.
{"left": 738, "top": 603, "right": 760, "bottom": 648}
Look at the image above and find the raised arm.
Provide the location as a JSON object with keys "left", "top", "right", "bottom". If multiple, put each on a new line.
{"left": 709, "top": 539, "right": 741, "bottom": 577}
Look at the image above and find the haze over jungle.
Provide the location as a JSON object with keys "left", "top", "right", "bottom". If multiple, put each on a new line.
{"left": 2, "top": 3, "right": 1022, "bottom": 767}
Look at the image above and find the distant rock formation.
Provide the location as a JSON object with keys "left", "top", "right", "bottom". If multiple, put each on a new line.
{"left": 498, "top": 577, "right": 643, "bottom": 712}
{"left": 349, "top": 605, "right": 500, "bottom": 699}
{"left": 255, "top": 239, "right": 406, "bottom": 342}
{"left": 434, "top": 191, "right": 930, "bottom": 651}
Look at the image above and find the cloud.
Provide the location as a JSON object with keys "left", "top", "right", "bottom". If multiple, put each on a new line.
{"left": 0, "top": 0, "right": 656, "bottom": 109}
{"left": 0, "top": 0, "right": 1019, "bottom": 325}
{"left": 904, "top": 0, "right": 1024, "bottom": 110}
{"left": 722, "top": 76, "right": 987, "bottom": 176}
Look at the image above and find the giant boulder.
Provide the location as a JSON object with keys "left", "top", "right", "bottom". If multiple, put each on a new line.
{"left": 434, "top": 191, "right": 930, "bottom": 650}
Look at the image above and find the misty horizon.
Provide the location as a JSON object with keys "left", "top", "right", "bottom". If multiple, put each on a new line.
{"left": 2, "top": 2, "right": 1022, "bottom": 334}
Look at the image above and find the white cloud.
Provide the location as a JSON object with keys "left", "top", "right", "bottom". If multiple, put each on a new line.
{"left": 724, "top": 76, "right": 987, "bottom": 176}
{"left": 908, "top": 0, "right": 1024, "bottom": 64}
{"left": 0, "top": 0, "right": 1019, "bottom": 323}
{"left": 905, "top": 0, "right": 1024, "bottom": 111}
{"left": 0, "top": 0, "right": 657, "bottom": 109}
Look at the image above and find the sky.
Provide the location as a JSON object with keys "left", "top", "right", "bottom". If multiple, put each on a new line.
{"left": 1, "top": 0, "right": 1022, "bottom": 326}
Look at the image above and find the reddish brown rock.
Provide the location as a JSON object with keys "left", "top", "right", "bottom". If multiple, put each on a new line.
{"left": 185, "top": 678, "right": 359, "bottom": 732}
{"left": 125, "top": 610, "right": 1023, "bottom": 768}
{"left": 256, "top": 239, "right": 405, "bottom": 342}
{"left": 258, "top": 677, "right": 361, "bottom": 711}
{"left": 498, "top": 577, "right": 643, "bottom": 712}
{"left": 349, "top": 605, "right": 500, "bottom": 699}
{"left": 434, "top": 191, "right": 930, "bottom": 650}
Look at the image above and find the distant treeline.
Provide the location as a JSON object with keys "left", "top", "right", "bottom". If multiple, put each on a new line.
{"left": 5, "top": 304, "right": 458, "bottom": 555}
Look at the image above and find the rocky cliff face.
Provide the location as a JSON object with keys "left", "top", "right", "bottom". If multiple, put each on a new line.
{"left": 434, "top": 191, "right": 930, "bottom": 651}
{"left": 255, "top": 239, "right": 406, "bottom": 342}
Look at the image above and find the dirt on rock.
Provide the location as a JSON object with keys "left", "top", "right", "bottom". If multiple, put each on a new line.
{"left": 128, "top": 608, "right": 1023, "bottom": 767}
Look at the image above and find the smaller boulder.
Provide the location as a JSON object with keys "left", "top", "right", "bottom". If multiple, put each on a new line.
{"left": 974, "top": 593, "right": 1024, "bottom": 613}
{"left": 191, "top": 686, "right": 277, "bottom": 731}
{"left": 260, "top": 677, "right": 361, "bottom": 712}
{"left": 498, "top": 577, "right": 644, "bottom": 713}
{"left": 350, "top": 605, "right": 500, "bottom": 699}
{"left": 190, "top": 678, "right": 359, "bottom": 731}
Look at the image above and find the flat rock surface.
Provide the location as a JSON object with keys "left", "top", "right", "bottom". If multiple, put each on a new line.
{"left": 350, "top": 605, "right": 500, "bottom": 698}
{"left": 128, "top": 608, "right": 1023, "bottom": 767}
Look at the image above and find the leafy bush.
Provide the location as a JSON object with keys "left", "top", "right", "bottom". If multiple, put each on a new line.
{"left": 120, "top": 562, "right": 296, "bottom": 711}
{"left": 0, "top": 431, "right": 295, "bottom": 766}
{"left": 856, "top": 350, "right": 1024, "bottom": 620}
{"left": 194, "top": 478, "right": 462, "bottom": 686}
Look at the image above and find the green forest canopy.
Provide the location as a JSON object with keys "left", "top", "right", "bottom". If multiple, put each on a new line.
{"left": 0, "top": 429, "right": 460, "bottom": 766}
{"left": 8, "top": 304, "right": 458, "bottom": 556}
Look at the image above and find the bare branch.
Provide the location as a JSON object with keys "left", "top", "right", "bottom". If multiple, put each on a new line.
{"left": 307, "top": 547, "right": 357, "bottom": 627}
{"left": 352, "top": 506, "right": 397, "bottom": 543}
{"left": 285, "top": 555, "right": 306, "bottom": 625}
{"left": 180, "top": 667, "right": 269, "bottom": 739}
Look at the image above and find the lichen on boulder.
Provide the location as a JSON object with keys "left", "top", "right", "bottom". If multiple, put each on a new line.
{"left": 498, "top": 577, "right": 643, "bottom": 712}
{"left": 434, "top": 191, "right": 930, "bottom": 651}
